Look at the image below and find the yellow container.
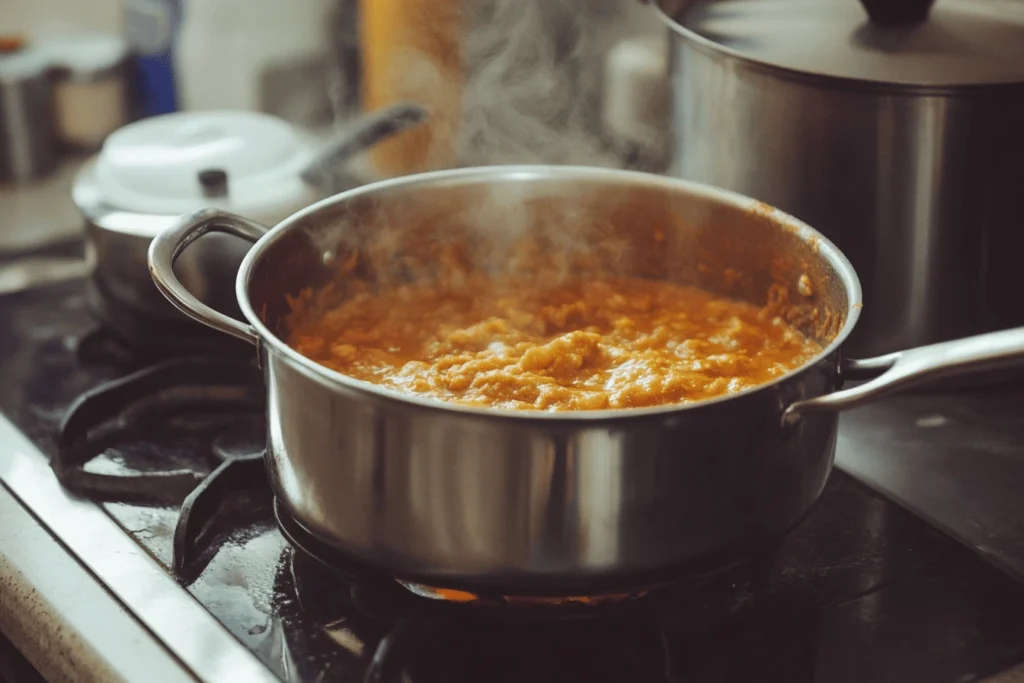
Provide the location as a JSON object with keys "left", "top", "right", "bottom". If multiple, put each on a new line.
{"left": 360, "top": 0, "right": 461, "bottom": 177}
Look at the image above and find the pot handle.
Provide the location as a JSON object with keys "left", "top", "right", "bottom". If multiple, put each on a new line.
{"left": 148, "top": 208, "right": 267, "bottom": 346}
{"left": 783, "top": 326, "right": 1024, "bottom": 426}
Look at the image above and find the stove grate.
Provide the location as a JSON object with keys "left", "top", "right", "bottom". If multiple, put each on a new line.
{"left": 53, "top": 358, "right": 268, "bottom": 582}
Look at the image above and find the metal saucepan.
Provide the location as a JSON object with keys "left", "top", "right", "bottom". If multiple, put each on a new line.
{"left": 148, "top": 166, "right": 1024, "bottom": 594}
{"left": 76, "top": 104, "right": 426, "bottom": 344}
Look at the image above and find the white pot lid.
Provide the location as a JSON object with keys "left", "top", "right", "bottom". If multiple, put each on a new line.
{"left": 91, "top": 110, "right": 317, "bottom": 218}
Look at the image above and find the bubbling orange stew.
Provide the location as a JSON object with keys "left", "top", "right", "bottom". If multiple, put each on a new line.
{"left": 284, "top": 270, "right": 822, "bottom": 411}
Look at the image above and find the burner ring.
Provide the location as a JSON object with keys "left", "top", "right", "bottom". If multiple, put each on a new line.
{"left": 274, "top": 498, "right": 783, "bottom": 623}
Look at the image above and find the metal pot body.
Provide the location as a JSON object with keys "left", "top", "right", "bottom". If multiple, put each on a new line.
{"left": 664, "top": 26, "right": 1024, "bottom": 356}
{"left": 150, "top": 166, "right": 863, "bottom": 591}
{"left": 262, "top": 343, "right": 840, "bottom": 591}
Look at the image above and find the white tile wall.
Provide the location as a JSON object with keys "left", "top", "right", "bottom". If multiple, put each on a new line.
{"left": 0, "top": 0, "right": 122, "bottom": 39}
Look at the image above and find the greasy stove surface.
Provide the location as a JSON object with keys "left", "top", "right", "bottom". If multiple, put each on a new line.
{"left": 3, "top": 279, "right": 1024, "bottom": 683}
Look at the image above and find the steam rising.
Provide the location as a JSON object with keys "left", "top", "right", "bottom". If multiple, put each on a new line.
{"left": 459, "top": 0, "right": 660, "bottom": 167}
{"left": 289, "top": 0, "right": 672, "bottom": 331}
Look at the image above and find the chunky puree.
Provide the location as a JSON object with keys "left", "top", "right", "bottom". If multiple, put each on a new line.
{"left": 286, "top": 274, "right": 821, "bottom": 411}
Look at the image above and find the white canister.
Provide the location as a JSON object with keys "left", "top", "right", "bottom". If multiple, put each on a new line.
{"left": 174, "top": 0, "right": 336, "bottom": 127}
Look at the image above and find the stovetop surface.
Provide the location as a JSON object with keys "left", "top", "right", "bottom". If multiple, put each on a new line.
{"left": 3, "top": 279, "right": 1024, "bottom": 683}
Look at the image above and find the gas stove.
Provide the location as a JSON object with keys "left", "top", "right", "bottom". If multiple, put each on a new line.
{"left": 3, "top": 276, "right": 1024, "bottom": 683}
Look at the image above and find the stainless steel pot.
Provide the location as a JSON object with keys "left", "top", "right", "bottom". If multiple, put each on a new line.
{"left": 76, "top": 105, "right": 426, "bottom": 341}
{"left": 654, "top": 0, "right": 1024, "bottom": 357}
{"left": 148, "top": 166, "right": 1024, "bottom": 593}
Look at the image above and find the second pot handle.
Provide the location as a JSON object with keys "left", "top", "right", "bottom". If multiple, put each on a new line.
{"left": 148, "top": 208, "right": 268, "bottom": 346}
{"left": 783, "top": 326, "right": 1024, "bottom": 426}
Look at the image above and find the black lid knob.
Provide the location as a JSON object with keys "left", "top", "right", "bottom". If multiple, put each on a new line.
{"left": 860, "top": 0, "right": 936, "bottom": 25}
{"left": 198, "top": 168, "right": 229, "bottom": 198}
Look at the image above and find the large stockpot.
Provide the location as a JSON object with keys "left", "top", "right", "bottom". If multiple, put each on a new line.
{"left": 149, "top": 166, "right": 1024, "bottom": 593}
{"left": 654, "top": 0, "right": 1024, "bottom": 356}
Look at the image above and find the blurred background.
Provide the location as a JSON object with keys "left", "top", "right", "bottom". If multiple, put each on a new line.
{"left": 0, "top": 0, "right": 669, "bottom": 257}
{"left": 3, "top": 0, "right": 1022, "bottom": 356}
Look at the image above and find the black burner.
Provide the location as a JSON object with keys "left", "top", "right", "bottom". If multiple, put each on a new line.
{"left": 266, "top": 473, "right": 1024, "bottom": 683}
{"left": 54, "top": 358, "right": 264, "bottom": 503}
{"left": 274, "top": 515, "right": 790, "bottom": 683}
{"left": 173, "top": 452, "right": 273, "bottom": 583}
{"left": 275, "top": 497, "right": 781, "bottom": 623}
{"left": 53, "top": 356, "right": 269, "bottom": 582}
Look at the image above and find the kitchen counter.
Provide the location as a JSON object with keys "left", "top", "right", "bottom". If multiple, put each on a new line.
{"left": 0, "top": 407, "right": 277, "bottom": 683}
{"left": 0, "top": 484, "right": 194, "bottom": 683}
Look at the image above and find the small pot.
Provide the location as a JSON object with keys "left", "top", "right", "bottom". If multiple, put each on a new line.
{"left": 148, "top": 166, "right": 1024, "bottom": 593}
{"left": 74, "top": 105, "right": 426, "bottom": 343}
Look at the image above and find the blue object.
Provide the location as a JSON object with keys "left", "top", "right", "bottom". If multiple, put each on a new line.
{"left": 131, "top": 54, "right": 177, "bottom": 117}
{"left": 122, "top": 0, "right": 182, "bottom": 118}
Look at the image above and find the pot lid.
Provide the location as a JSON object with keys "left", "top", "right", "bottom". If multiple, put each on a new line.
{"left": 88, "top": 110, "right": 316, "bottom": 218}
{"left": 658, "top": 0, "right": 1024, "bottom": 87}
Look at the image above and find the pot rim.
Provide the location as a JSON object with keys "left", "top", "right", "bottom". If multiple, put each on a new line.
{"left": 651, "top": 0, "right": 1024, "bottom": 96}
{"left": 235, "top": 165, "right": 863, "bottom": 422}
